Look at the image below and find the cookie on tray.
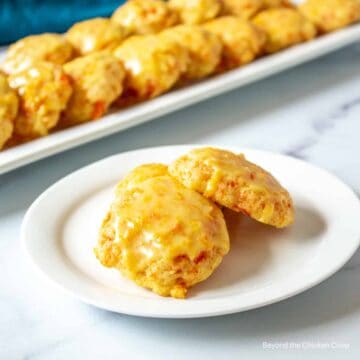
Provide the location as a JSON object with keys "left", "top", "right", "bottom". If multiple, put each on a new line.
{"left": 66, "top": 18, "right": 126, "bottom": 55}
{"left": 2, "top": 33, "right": 74, "bottom": 75}
{"left": 252, "top": 8, "right": 317, "bottom": 53}
{"left": 299, "top": 0, "right": 360, "bottom": 33}
{"left": 169, "top": 0, "right": 222, "bottom": 25}
{"left": 113, "top": 35, "right": 188, "bottom": 101}
{"left": 112, "top": 0, "right": 178, "bottom": 35}
{"left": 203, "top": 16, "right": 266, "bottom": 69}
{"left": 61, "top": 52, "right": 125, "bottom": 125}
{"left": 221, "top": 0, "right": 263, "bottom": 19}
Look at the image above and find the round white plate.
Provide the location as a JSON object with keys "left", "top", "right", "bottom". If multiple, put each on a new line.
{"left": 22, "top": 145, "right": 360, "bottom": 318}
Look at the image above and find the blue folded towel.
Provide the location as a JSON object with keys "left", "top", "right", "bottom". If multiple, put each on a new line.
{"left": 0, "top": 0, "right": 125, "bottom": 45}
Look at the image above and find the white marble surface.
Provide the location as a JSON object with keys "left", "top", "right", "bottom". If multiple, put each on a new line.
{"left": 1, "top": 43, "right": 360, "bottom": 359}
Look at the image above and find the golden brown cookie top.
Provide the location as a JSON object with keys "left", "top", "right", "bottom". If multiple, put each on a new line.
{"left": 252, "top": 8, "right": 317, "bottom": 53}
{"left": 95, "top": 163, "right": 229, "bottom": 298}
{"left": 114, "top": 35, "right": 188, "bottom": 99}
{"left": 299, "top": 0, "right": 360, "bottom": 33}
{"left": 9, "top": 61, "right": 72, "bottom": 138}
{"left": 160, "top": 25, "right": 222, "bottom": 80}
{"left": 221, "top": 0, "right": 263, "bottom": 19}
{"left": 169, "top": 0, "right": 222, "bottom": 25}
{"left": 112, "top": 0, "right": 178, "bottom": 35}
{"left": 66, "top": 18, "right": 126, "bottom": 55}
{"left": 169, "top": 147, "right": 295, "bottom": 228}
{"left": 111, "top": 163, "right": 229, "bottom": 265}
{"left": 2, "top": 33, "right": 74, "bottom": 75}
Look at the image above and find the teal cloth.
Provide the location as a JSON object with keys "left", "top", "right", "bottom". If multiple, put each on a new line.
{"left": 0, "top": 0, "right": 125, "bottom": 45}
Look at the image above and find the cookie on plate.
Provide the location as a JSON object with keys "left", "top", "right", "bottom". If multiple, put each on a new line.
{"left": 221, "top": 0, "right": 263, "bottom": 19}
{"left": 169, "top": 147, "right": 294, "bottom": 228}
{"left": 94, "top": 163, "right": 229, "bottom": 298}
{"left": 262, "top": 0, "right": 294, "bottom": 9}
{"left": 66, "top": 18, "right": 126, "bottom": 55}
{"left": 8, "top": 61, "right": 72, "bottom": 139}
{"left": 203, "top": 16, "right": 266, "bottom": 69}
{"left": 113, "top": 35, "right": 188, "bottom": 101}
{"left": 61, "top": 52, "right": 125, "bottom": 125}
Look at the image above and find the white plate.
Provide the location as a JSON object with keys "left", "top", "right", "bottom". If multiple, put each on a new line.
{"left": 22, "top": 145, "right": 360, "bottom": 318}
{"left": 3, "top": 20, "right": 360, "bottom": 174}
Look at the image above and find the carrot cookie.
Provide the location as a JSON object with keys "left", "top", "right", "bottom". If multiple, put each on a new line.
{"left": 66, "top": 18, "right": 126, "bottom": 55}
{"left": 299, "top": 0, "right": 360, "bottom": 33}
{"left": 114, "top": 35, "right": 188, "bottom": 101}
{"left": 221, "top": 0, "right": 293, "bottom": 19}
{"left": 253, "top": 8, "right": 317, "bottom": 53}
{"left": 8, "top": 61, "right": 72, "bottom": 139}
{"left": 112, "top": 0, "right": 178, "bottom": 35}
{"left": 61, "top": 52, "right": 125, "bottom": 125}
{"left": 169, "top": 147, "right": 294, "bottom": 228}
{"left": 169, "top": 0, "right": 222, "bottom": 24}
{"left": 221, "top": 0, "right": 263, "bottom": 19}
{"left": 2, "top": 33, "right": 74, "bottom": 75}
{"left": 160, "top": 25, "right": 222, "bottom": 81}
{"left": 95, "top": 163, "right": 229, "bottom": 298}
{"left": 203, "top": 16, "right": 266, "bottom": 69}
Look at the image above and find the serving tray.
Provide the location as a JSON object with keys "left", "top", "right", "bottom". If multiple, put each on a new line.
{"left": 1, "top": 23, "right": 360, "bottom": 175}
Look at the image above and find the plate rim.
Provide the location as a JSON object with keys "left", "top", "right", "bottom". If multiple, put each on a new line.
{"left": 21, "top": 145, "right": 360, "bottom": 318}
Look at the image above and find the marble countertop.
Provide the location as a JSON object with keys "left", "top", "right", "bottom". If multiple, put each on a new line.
{"left": 1, "top": 43, "right": 360, "bottom": 359}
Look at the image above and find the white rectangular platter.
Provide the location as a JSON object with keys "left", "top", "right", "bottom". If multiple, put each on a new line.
{"left": 1, "top": 23, "right": 360, "bottom": 175}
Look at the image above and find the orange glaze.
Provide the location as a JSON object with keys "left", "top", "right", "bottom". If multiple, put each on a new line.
{"left": 169, "top": 147, "right": 295, "bottom": 228}
{"left": 95, "top": 163, "right": 229, "bottom": 298}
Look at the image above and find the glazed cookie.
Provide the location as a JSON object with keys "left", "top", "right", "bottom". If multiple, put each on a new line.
{"left": 114, "top": 35, "right": 188, "bottom": 101}
{"left": 95, "top": 163, "right": 229, "bottom": 298}
{"left": 2, "top": 33, "right": 74, "bottom": 75}
{"left": 169, "top": 147, "right": 295, "bottom": 228}
{"left": 221, "top": 0, "right": 263, "bottom": 19}
{"left": 262, "top": 0, "right": 294, "bottom": 9}
{"left": 112, "top": 0, "right": 178, "bottom": 35}
{"left": 9, "top": 61, "right": 72, "bottom": 139}
{"left": 253, "top": 8, "right": 317, "bottom": 53}
{"left": 160, "top": 25, "right": 222, "bottom": 81}
{"left": 299, "top": 0, "right": 360, "bottom": 33}
{"left": 203, "top": 16, "right": 266, "bottom": 69}
{"left": 61, "top": 52, "right": 125, "bottom": 125}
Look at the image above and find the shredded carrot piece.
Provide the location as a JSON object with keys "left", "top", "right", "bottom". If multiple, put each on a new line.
{"left": 92, "top": 101, "right": 106, "bottom": 119}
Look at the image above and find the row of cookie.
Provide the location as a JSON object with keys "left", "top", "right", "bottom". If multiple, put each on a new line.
{"left": 3, "top": 0, "right": 358, "bottom": 74}
{"left": 1, "top": 0, "right": 297, "bottom": 76}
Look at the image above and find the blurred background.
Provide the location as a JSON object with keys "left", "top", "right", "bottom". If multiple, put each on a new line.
{"left": 0, "top": 0, "right": 125, "bottom": 45}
